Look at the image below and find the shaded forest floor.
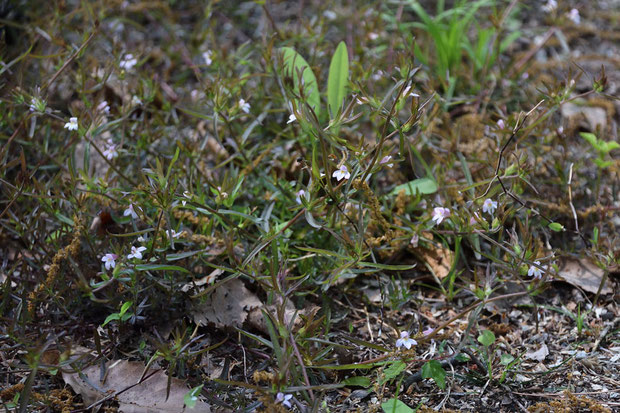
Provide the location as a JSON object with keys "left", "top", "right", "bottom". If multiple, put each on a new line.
{"left": 1, "top": 0, "right": 619, "bottom": 412}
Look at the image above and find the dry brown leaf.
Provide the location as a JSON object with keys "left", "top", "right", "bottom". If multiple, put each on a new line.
{"left": 421, "top": 244, "right": 454, "bottom": 280}
{"left": 246, "top": 302, "right": 315, "bottom": 334}
{"left": 557, "top": 258, "right": 612, "bottom": 295}
{"left": 181, "top": 268, "right": 223, "bottom": 293}
{"left": 525, "top": 343, "right": 549, "bottom": 362}
{"left": 191, "top": 279, "right": 261, "bottom": 328}
{"left": 63, "top": 360, "right": 213, "bottom": 412}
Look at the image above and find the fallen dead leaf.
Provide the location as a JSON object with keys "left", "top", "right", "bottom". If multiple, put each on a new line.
{"left": 420, "top": 243, "right": 454, "bottom": 280}
{"left": 191, "top": 279, "right": 262, "bottom": 329}
{"left": 246, "top": 302, "right": 315, "bottom": 334}
{"left": 63, "top": 359, "right": 213, "bottom": 412}
{"left": 557, "top": 258, "right": 612, "bottom": 295}
{"left": 526, "top": 343, "right": 549, "bottom": 362}
{"left": 181, "top": 268, "right": 223, "bottom": 293}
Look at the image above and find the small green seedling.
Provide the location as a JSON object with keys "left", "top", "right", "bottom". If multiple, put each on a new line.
{"left": 184, "top": 385, "right": 203, "bottom": 409}
{"left": 102, "top": 300, "right": 133, "bottom": 327}
{"left": 580, "top": 132, "right": 619, "bottom": 169}
{"left": 477, "top": 329, "right": 496, "bottom": 379}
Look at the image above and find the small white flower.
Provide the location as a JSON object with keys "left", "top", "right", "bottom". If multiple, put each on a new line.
{"left": 137, "top": 235, "right": 147, "bottom": 243}
{"left": 332, "top": 165, "right": 350, "bottom": 181}
{"left": 482, "top": 198, "right": 498, "bottom": 216}
{"left": 131, "top": 95, "right": 142, "bottom": 106}
{"left": 287, "top": 113, "right": 297, "bottom": 124}
{"left": 401, "top": 85, "right": 420, "bottom": 98}
{"left": 496, "top": 119, "right": 505, "bottom": 129}
{"left": 97, "top": 101, "right": 110, "bottom": 114}
{"left": 64, "top": 117, "right": 78, "bottom": 131}
{"left": 127, "top": 245, "right": 147, "bottom": 260}
{"left": 379, "top": 155, "right": 394, "bottom": 168}
{"left": 167, "top": 229, "right": 182, "bottom": 239}
{"left": 542, "top": 0, "right": 557, "bottom": 13}
{"left": 275, "top": 392, "right": 293, "bottom": 408}
{"left": 567, "top": 8, "right": 580, "bottom": 24}
{"left": 202, "top": 50, "right": 212, "bottom": 66}
{"left": 101, "top": 253, "right": 117, "bottom": 270}
{"left": 124, "top": 204, "right": 139, "bottom": 220}
{"left": 182, "top": 191, "right": 192, "bottom": 206}
{"left": 120, "top": 53, "right": 137, "bottom": 70}
{"left": 528, "top": 261, "right": 546, "bottom": 279}
{"left": 368, "top": 32, "right": 379, "bottom": 40}
{"left": 295, "top": 189, "right": 306, "bottom": 204}
{"left": 423, "top": 327, "right": 434, "bottom": 336}
{"left": 431, "top": 207, "right": 450, "bottom": 225}
{"left": 102, "top": 144, "right": 119, "bottom": 160}
{"left": 238, "top": 99, "right": 250, "bottom": 114}
{"left": 395, "top": 331, "right": 417, "bottom": 349}
{"left": 323, "top": 10, "right": 337, "bottom": 20}
{"left": 410, "top": 233, "right": 419, "bottom": 248}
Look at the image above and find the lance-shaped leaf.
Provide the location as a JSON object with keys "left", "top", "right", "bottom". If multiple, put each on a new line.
{"left": 281, "top": 47, "right": 320, "bottom": 116}
{"left": 327, "top": 41, "right": 349, "bottom": 118}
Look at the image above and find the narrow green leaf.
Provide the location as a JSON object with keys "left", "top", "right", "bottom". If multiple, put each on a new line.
{"left": 343, "top": 376, "right": 371, "bottom": 388}
{"left": 390, "top": 177, "right": 438, "bottom": 196}
{"left": 119, "top": 301, "right": 132, "bottom": 316}
{"left": 381, "top": 398, "right": 414, "bottom": 413}
{"left": 281, "top": 47, "right": 320, "bottom": 116}
{"left": 358, "top": 262, "right": 416, "bottom": 271}
{"left": 135, "top": 264, "right": 190, "bottom": 273}
{"left": 102, "top": 313, "right": 120, "bottom": 326}
{"left": 327, "top": 41, "right": 349, "bottom": 118}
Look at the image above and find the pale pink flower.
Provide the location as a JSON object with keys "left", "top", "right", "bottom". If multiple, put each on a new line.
{"left": 482, "top": 198, "right": 498, "bottom": 216}
{"left": 275, "top": 392, "right": 292, "bottom": 408}
{"left": 395, "top": 331, "right": 417, "bottom": 349}
{"left": 432, "top": 207, "right": 450, "bottom": 225}
{"left": 295, "top": 189, "right": 306, "bottom": 204}
{"left": 101, "top": 253, "right": 117, "bottom": 270}
{"left": 120, "top": 53, "right": 137, "bottom": 70}
{"left": 332, "top": 165, "right": 350, "bottom": 181}
{"left": 542, "top": 0, "right": 557, "bottom": 13}
{"left": 124, "top": 204, "right": 139, "bottom": 220}
{"left": 528, "top": 261, "right": 546, "bottom": 279}
{"left": 64, "top": 117, "right": 78, "bottom": 131}
{"left": 202, "top": 50, "right": 212, "bottom": 66}
{"left": 103, "top": 144, "right": 119, "bottom": 160}
{"left": 567, "top": 8, "right": 580, "bottom": 24}
{"left": 380, "top": 155, "right": 394, "bottom": 168}
{"left": 127, "top": 246, "right": 146, "bottom": 260}
{"left": 238, "top": 99, "right": 250, "bottom": 114}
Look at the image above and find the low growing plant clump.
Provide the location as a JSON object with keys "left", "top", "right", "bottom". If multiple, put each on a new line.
{"left": 1, "top": 1, "right": 618, "bottom": 412}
